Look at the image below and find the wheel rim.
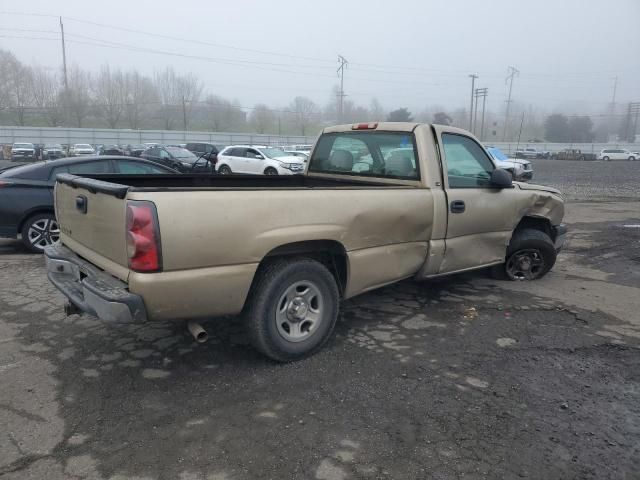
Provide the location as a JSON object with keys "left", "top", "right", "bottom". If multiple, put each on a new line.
{"left": 28, "top": 218, "right": 59, "bottom": 250}
{"left": 275, "top": 280, "right": 324, "bottom": 343}
{"left": 506, "top": 249, "right": 545, "bottom": 280}
{"left": 265, "top": 168, "right": 277, "bottom": 175}
{"left": 220, "top": 166, "right": 230, "bottom": 174}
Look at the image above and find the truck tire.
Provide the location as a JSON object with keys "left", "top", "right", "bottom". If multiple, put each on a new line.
{"left": 491, "top": 228, "right": 556, "bottom": 281}
{"left": 21, "top": 212, "right": 60, "bottom": 253}
{"left": 244, "top": 258, "right": 340, "bottom": 362}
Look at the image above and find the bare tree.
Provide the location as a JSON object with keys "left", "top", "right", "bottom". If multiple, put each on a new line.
{"left": 0, "top": 50, "right": 19, "bottom": 113}
{"left": 31, "top": 66, "right": 65, "bottom": 127}
{"left": 369, "top": 98, "right": 385, "bottom": 122}
{"left": 94, "top": 65, "right": 125, "bottom": 128}
{"left": 289, "top": 96, "right": 318, "bottom": 136}
{"left": 154, "top": 67, "right": 203, "bottom": 130}
{"left": 7, "top": 60, "right": 33, "bottom": 126}
{"left": 123, "top": 71, "right": 157, "bottom": 129}
{"left": 204, "top": 95, "right": 246, "bottom": 132}
{"left": 249, "top": 104, "right": 275, "bottom": 134}
{"left": 63, "top": 66, "right": 93, "bottom": 127}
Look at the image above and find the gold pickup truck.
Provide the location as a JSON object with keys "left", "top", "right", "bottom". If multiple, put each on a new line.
{"left": 45, "top": 123, "right": 566, "bottom": 361}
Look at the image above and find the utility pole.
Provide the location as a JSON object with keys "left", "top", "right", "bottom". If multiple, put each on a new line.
{"left": 182, "top": 95, "right": 187, "bottom": 130}
{"left": 468, "top": 74, "right": 478, "bottom": 131}
{"left": 502, "top": 66, "right": 519, "bottom": 141}
{"left": 59, "top": 16, "right": 69, "bottom": 90}
{"left": 611, "top": 76, "right": 618, "bottom": 105}
{"left": 628, "top": 102, "right": 640, "bottom": 143}
{"left": 337, "top": 55, "right": 348, "bottom": 123}
{"left": 474, "top": 88, "right": 488, "bottom": 140}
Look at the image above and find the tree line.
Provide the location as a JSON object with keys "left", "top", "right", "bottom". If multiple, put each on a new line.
{"left": 0, "top": 48, "right": 634, "bottom": 142}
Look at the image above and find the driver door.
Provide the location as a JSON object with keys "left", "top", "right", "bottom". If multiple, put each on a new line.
{"left": 434, "top": 127, "right": 519, "bottom": 274}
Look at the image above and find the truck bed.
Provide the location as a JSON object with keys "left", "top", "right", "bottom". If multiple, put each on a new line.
{"left": 57, "top": 173, "right": 408, "bottom": 196}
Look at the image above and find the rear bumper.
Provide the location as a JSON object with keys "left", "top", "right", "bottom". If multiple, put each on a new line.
{"left": 45, "top": 243, "right": 147, "bottom": 323}
{"left": 553, "top": 224, "right": 567, "bottom": 252}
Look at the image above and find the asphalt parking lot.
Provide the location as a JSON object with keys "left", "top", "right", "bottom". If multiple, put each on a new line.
{"left": 1, "top": 161, "right": 639, "bottom": 480}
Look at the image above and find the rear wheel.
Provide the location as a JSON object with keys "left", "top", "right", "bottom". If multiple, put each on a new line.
{"left": 603, "top": 156, "right": 610, "bottom": 161}
{"left": 491, "top": 228, "right": 556, "bottom": 281}
{"left": 264, "top": 167, "right": 278, "bottom": 175}
{"left": 21, "top": 213, "right": 59, "bottom": 253}
{"left": 243, "top": 258, "right": 339, "bottom": 362}
{"left": 218, "top": 165, "right": 232, "bottom": 175}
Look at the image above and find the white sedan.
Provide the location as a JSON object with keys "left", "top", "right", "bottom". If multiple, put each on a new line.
{"left": 216, "top": 146, "right": 306, "bottom": 175}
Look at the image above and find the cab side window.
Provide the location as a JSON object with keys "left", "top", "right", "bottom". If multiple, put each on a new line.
{"left": 442, "top": 134, "right": 494, "bottom": 188}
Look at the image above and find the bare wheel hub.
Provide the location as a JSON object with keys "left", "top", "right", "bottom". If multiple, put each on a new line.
{"left": 275, "top": 280, "right": 323, "bottom": 342}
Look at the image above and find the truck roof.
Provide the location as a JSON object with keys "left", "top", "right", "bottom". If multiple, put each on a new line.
{"left": 322, "top": 122, "right": 472, "bottom": 136}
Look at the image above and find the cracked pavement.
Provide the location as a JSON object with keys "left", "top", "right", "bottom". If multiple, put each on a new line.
{"left": 1, "top": 163, "right": 639, "bottom": 479}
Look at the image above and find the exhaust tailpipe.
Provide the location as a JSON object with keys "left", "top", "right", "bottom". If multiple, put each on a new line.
{"left": 187, "top": 320, "right": 208, "bottom": 343}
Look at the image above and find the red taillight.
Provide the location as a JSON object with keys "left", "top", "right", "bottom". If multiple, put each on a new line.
{"left": 352, "top": 122, "right": 378, "bottom": 130}
{"left": 126, "top": 201, "right": 162, "bottom": 272}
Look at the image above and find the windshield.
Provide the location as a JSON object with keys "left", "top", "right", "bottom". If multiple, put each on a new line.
{"left": 166, "top": 147, "right": 197, "bottom": 161}
{"left": 261, "top": 147, "right": 290, "bottom": 159}
{"left": 487, "top": 147, "right": 508, "bottom": 161}
{"left": 13, "top": 143, "right": 34, "bottom": 148}
{"left": 45, "top": 144, "right": 62, "bottom": 149}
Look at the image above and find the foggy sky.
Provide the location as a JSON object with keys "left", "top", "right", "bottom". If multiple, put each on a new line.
{"left": 2, "top": 0, "right": 639, "bottom": 116}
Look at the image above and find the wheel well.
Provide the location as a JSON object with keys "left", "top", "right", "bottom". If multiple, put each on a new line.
{"left": 18, "top": 208, "right": 55, "bottom": 233}
{"left": 260, "top": 240, "right": 348, "bottom": 296}
{"left": 514, "top": 216, "right": 553, "bottom": 238}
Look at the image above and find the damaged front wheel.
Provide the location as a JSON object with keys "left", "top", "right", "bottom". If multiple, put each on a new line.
{"left": 491, "top": 228, "right": 557, "bottom": 281}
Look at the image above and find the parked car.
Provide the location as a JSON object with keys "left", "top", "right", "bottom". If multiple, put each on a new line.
{"left": 597, "top": 148, "right": 636, "bottom": 161}
{"left": 216, "top": 145, "right": 306, "bottom": 175}
{"left": 140, "top": 146, "right": 203, "bottom": 172}
{"left": 551, "top": 149, "right": 598, "bottom": 161}
{"left": 123, "top": 144, "right": 147, "bottom": 157}
{"left": 289, "top": 144, "right": 313, "bottom": 155}
{"left": 45, "top": 122, "right": 566, "bottom": 361}
{"left": 485, "top": 146, "right": 533, "bottom": 181}
{"left": 0, "top": 156, "right": 178, "bottom": 252}
{"left": 43, "top": 144, "right": 66, "bottom": 160}
{"left": 514, "top": 147, "right": 549, "bottom": 159}
{"left": 11, "top": 143, "right": 36, "bottom": 161}
{"left": 185, "top": 142, "right": 227, "bottom": 164}
{"left": 101, "top": 145, "right": 125, "bottom": 156}
{"left": 283, "top": 150, "right": 309, "bottom": 160}
{"left": 69, "top": 144, "right": 96, "bottom": 156}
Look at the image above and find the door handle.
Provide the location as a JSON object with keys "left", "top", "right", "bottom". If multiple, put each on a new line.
{"left": 450, "top": 200, "right": 465, "bottom": 213}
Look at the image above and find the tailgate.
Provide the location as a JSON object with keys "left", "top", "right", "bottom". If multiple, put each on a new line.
{"left": 55, "top": 174, "right": 130, "bottom": 281}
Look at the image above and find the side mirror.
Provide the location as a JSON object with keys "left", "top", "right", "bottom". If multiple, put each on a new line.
{"left": 255, "top": 154, "right": 264, "bottom": 160}
{"left": 490, "top": 168, "right": 513, "bottom": 188}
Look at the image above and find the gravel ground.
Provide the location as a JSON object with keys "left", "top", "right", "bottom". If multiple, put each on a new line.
{"left": 529, "top": 159, "right": 640, "bottom": 201}
{"left": 1, "top": 165, "right": 639, "bottom": 479}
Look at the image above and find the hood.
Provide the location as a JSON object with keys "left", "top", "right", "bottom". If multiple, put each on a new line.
{"left": 276, "top": 156, "right": 306, "bottom": 164}
{"left": 13, "top": 147, "right": 34, "bottom": 151}
{"left": 516, "top": 182, "right": 561, "bottom": 195}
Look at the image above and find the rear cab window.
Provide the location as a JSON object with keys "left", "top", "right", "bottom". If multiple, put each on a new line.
{"left": 309, "top": 132, "right": 419, "bottom": 180}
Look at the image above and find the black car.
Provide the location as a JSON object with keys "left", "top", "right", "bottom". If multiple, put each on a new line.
{"left": 102, "top": 145, "right": 125, "bottom": 156}
{"left": 0, "top": 156, "right": 178, "bottom": 252}
{"left": 186, "top": 142, "right": 226, "bottom": 165}
{"left": 141, "top": 146, "right": 211, "bottom": 173}
{"left": 124, "top": 144, "right": 147, "bottom": 157}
